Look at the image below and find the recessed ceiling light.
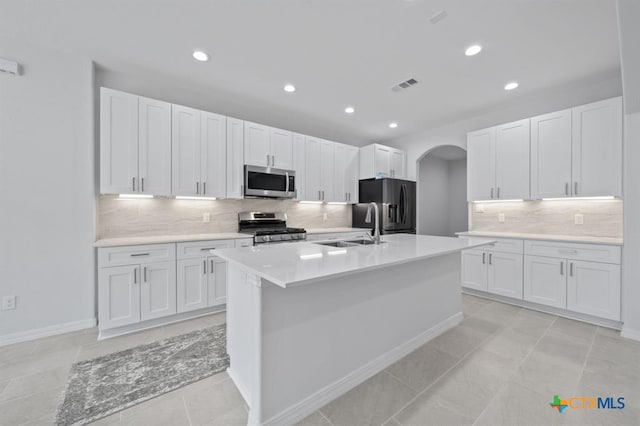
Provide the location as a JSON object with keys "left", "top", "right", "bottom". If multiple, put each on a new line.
{"left": 345, "top": 106, "right": 355, "bottom": 114}
{"left": 504, "top": 82, "right": 519, "bottom": 91}
{"left": 284, "top": 84, "right": 296, "bottom": 93}
{"left": 389, "top": 122, "right": 398, "bottom": 129}
{"left": 465, "top": 45, "right": 482, "bottom": 56}
{"left": 192, "top": 50, "right": 209, "bottom": 62}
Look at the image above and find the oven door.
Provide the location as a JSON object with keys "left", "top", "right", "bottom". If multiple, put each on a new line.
{"left": 244, "top": 165, "right": 296, "bottom": 198}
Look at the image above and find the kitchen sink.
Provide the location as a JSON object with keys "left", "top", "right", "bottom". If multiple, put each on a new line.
{"left": 313, "top": 239, "right": 385, "bottom": 247}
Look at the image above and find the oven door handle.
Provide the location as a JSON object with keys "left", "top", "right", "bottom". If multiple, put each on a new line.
{"left": 285, "top": 171, "right": 289, "bottom": 193}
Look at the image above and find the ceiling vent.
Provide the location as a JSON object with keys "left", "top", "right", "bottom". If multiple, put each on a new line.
{"left": 391, "top": 78, "right": 419, "bottom": 92}
{"left": 428, "top": 10, "right": 448, "bottom": 24}
{"left": 0, "top": 58, "right": 20, "bottom": 75}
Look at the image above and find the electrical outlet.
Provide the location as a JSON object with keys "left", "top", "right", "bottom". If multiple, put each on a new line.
{"left": 323, "top": 213, "right": 328, "bottom": 221}
{"left": 474, "top": 204, "right": 485, "bottom": 213}
{"left": 574, "top": 214, "right": 584, "bottom": 225}
{"left": 498, "top": 213, "right": 505, "bottom": 223}
{"left": 2, "top": 296, "right": 16, "bottom": 310}
{"left": 203, "top": 213, "right": 210, "bottom": 223}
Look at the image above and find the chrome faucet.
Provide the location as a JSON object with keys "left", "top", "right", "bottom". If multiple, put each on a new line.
{"left": 365, "top": 202, "right": 381, "bottom": 244}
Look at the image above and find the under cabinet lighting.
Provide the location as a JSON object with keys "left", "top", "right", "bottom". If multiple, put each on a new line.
{"left": 299, "top": 201, "right": 323, "bottom": 204}
{"left": 327, "top": 202, "right": 348, "bottom": 205}
{"left": 472, "top": 199, "right": 524, "bottom": 203}
{"left": 175, "top": 196, "right": 217, "bottom": 200}
{"left": 119, "top": 194, "right": 154, "bottom": 199}
{"left": 542, "top": 196, "right": 617, "bottom": 201}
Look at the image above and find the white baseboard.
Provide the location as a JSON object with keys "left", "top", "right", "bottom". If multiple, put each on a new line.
{"left": 0, "top": 317, "right": 97, "bottom": 347}
{"left": 621, "top": 327, "right": 640, "bottom": 342}
{"left": 260, "top": 312, "right": 463, "bottom": 426}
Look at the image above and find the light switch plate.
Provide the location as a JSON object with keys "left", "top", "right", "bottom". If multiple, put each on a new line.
{"left": 498, "top": 213, "right": 505, "bottom": 223}
{"left": 574, "top": 214, "right": 584, "bottom": 225}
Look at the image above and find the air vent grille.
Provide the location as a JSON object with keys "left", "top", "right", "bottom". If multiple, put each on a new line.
{"left": 391, "top": 78, "right": 419, "bottom": 92}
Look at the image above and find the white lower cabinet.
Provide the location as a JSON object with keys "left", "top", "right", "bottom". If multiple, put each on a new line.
{"left": 140, "top": 260, "right": 177, "bottom": 321}
{"left": 176, "top": 258, "right": 209, "bottom": 313}
{"left": 487, "top": 251, "right": 523, "bottom": 299}
{"left": 567, "top": 260, "right": 620, "bottom": 321}
{"left": 208, "top": 257, "right": 228, "bottom": 306}
{"left": 98, "top": 265, "right": 141, "bottom": 329}
{"left": 523, "top": 255, "right": 567, "bottom": 309}
{"left": 461, "top": 238, "right": 523, "bottom": 299}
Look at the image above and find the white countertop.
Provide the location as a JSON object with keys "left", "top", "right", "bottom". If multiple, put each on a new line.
{"left": 94, "top": 233, "right": 252, "bottom": 248}
{"left": 457, "top": 231, "right": 623, "bottom": 246}
{"left": 94, "top": 228, "right": 371, "bottom": 247}
{"left": 215, "top": 234, "right": 495, "bottom": 288}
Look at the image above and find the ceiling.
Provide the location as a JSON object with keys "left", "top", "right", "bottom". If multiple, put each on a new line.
{"left": 427, "top": 145, "right": 467, "bottom": 161}
{"left": 0, "top": 0, "right": 621, "bottom": 144}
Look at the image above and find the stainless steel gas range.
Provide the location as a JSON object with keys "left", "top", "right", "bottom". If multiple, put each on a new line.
{"left": 238, "top": 212, "right": 306, "bottom": 245}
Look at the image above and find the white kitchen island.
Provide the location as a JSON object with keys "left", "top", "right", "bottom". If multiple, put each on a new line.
{"left": 215, "top": 234, "right": 493, "bottom": 426}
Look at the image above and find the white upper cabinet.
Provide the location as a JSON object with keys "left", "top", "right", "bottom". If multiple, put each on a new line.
{"left": 468, "top": 97, "right": 623, "bottom": 201}
{"left": 200, "top": 112, "right": 227, "bottom": 198}
{"left": 467, "top": 127, "right": 496, "bottom": 201}
{"left": 334, "top": 143, "right": 359, "bottom": 203}
{"left": 171, "top": 105, "right": 202, "bottom": 196}
{"left": 244, "top": 121, "right": 271, "bottom": 167}
{"left": 305, "top": 136, "right": 324, "bottom": 201}
{"left": 495, "top": 119, "right": 530, "bottom": 200}
{"left": 359, "top": 144, "right": 407, "bottom": 179}
{"left": 101, "top": 88, "right": 139, "bottom": 194}
{"left": 243, "top": 122, "right": 294, "bottom": 169}
{"left": 530, "top": 109, "right": 572, "bottom": 199}
{"left": 292, "top": 133, "right": 306, "bottom": 200}
{"left": 572, "top": 97, "right": 623, "bottom": 197}
{"left": 226, "top": 117, "right": 245, "bottom": 199}
{"left": 270, "top": 127, "right": 294, "bottom": 169}
{"left": 138, "top": 97, "right": 172, "bottom": 196}
{"left": 101, "top": 88, "right": 173, "bottom": 195}
{"left": 172, "top": 107, "right": 227, "bottom": 197}
{"left": 320, "top": 140, "right": 336, "bottom": 201}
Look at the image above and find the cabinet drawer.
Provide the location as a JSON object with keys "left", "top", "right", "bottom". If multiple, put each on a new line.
{"left": 485, "top": 238, "right": 524, "bottom": 254}
{"left": 524, "top": 240, "right": 620, "bottom": 264}
{"left": 176, "top": 240, "right": 235, "bottom": 260}
{"left": 235, "top": 238, "right": 253, "bottom": 248}
{"left": 99, "top": 244, "right": 175, "bottom": 268}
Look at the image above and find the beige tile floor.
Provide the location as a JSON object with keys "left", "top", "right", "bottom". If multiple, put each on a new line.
{"left": 1, "top": 295, "right": 639, "bottom": 425}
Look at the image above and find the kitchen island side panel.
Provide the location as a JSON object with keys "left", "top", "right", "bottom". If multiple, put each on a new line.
{"left": 258, "top": 252, "right": 461, "bottom": 423}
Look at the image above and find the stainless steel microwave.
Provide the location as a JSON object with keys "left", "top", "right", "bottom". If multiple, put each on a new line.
{"left": 244, "top": 165, "right": 296, "bottom": 199}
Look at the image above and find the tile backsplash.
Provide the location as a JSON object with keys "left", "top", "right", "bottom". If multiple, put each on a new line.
{"left": 97, "top": 196, "right": 352, "bottom": 239}
{"left": 469, "top": 199, "right": 623, "bottom": 238}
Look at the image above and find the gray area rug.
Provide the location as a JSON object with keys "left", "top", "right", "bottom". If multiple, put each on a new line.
{"left": 56, "top": 324, "right": 229, "bottom": 426}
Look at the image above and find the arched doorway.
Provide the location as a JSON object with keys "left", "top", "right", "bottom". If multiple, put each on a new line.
{"left": 416, "top": 145, "right": 468, "bottom": 236}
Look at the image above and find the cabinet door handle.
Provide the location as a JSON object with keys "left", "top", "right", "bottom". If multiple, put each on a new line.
{"left": 574, "top": 182, "right": 578, "bottom": 195}
{"left": 196, "top": 181, "right": 200, "bottom": 194}
{"left": 488, "top": 253, "right": 492, "bottom": 265}
{"left": 490, "top": 188, "right": 494, "bottom": 199}
{"left": 200, "top": 247, "right": 217, "bottom": 251}
{"left": 132, "top": 177, "right": 136, "bottom": 192}
{"left": 560, "top": 261, "right": 564, "bottom": 275}
{"left": 318, "top": 190, "right": 321, "bottom": 200}
{"left": 143, "top": 266, "right": 147, "bottom": 282}
{"left": 210, "top": 259, "right": 214, "bottom": 273}
{"left": 203, "top": 182, "right": 206, "bottom": 195}
{"left": 141, "top": 178, "right": 145, "bottom": 192}
{"left": 482, "top": 252, "right": 486, "bottom": 264}
{"left": 565, "top": 183, "right": 569, "bottom": 196}
{"left": 496, "top": 187, "right": 500, "bottom": 199}
{"left": 272, "top": 155, "right": 275, "bottom": 166}
{"left": 266, "top": 154, "right": 270, "bottom": 166}
{"left": 569, "top": 262, "right": 574, "bottom": 277}
{"left": 130, "top": 253, "right": 150, "bottom": 257}
{"left": 322, "top": 190, "right": 325, "bottom": 200}
{"left": 133, "top": 267, "right": 137, "bottom": 284}
{"left": 203, "top": 259, "right": 207, "bottom": 274}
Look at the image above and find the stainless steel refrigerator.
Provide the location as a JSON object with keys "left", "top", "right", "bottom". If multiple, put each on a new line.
{"left": 352, "top": 178, "right": 416, "bottom": 234}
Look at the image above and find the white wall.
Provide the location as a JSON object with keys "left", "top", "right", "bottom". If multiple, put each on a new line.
{"left": 447, "top": 159, "right": 468, "bottom": 235}
{"left": 0, "top": 38, "right": 95, "bottom": 343}
{"left": 388, "top": 74, "right": 622, "bottom": 181}
{"left": 417, "top": 155, "right": 467, "bottom": 237}
{"left": 618, "top": 0, "right": 640, "bottom": 339}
